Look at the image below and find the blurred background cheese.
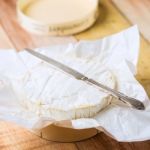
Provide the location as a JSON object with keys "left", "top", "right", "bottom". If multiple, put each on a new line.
{"left": 17, "top": 0, "right": 99, "bottom": 35}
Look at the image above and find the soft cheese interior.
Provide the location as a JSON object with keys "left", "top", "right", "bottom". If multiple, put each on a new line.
{"left": 10, "top": 50, "right": 116, "bottom": 121}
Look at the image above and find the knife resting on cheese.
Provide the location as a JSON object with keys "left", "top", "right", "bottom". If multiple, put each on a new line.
{"left": 25, "top": 48, "right": 145, "bottom": 110}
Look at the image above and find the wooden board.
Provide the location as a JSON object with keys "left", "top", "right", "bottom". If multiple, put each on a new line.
{"left": 0, "top": 122, "right": 78, "bottom": 150}
{"left": 0, "top": 0, "right": 150, "bottom": 149}
{"left": 0, "top": 26, "right": 13, "bottom": 49}
{"left": 112, "top": 0, "right": 150, "bottom": 42}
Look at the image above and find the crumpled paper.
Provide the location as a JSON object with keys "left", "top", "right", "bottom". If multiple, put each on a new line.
{"left": 0, "top": 25, "right": 150, "bottom": 142}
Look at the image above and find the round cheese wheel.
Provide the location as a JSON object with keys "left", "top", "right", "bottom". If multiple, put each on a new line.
{"left": 17, "top": 0, "right": 99, "bottom": 35}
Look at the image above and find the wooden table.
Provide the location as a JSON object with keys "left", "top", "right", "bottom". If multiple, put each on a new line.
{"left": 0, "top": 0, "right": 150, "bottom": 149}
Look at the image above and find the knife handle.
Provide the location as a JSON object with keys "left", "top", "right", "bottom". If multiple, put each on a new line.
{"left": 83, "top": 78, "right": 145, "bottom": 110}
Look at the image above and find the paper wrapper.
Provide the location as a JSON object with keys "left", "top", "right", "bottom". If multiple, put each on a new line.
{"left": 0, "top": 26, "right": 150, "bottom": 142}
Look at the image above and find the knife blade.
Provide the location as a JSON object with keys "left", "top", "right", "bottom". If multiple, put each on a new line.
{"left": 24, "top": 48, "right": 145, "bottom": 110}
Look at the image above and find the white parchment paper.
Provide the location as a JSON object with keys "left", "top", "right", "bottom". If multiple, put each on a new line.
{"left": 0, "top": 25, "right": 150, "bottom": 142}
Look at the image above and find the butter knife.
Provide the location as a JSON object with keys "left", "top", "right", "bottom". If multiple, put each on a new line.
{"left": 25, "top": 48, "right": 145, "bottom": 110}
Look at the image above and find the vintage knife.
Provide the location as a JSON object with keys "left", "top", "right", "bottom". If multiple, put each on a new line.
{"left": 25, "top": 48, "right": 145, "bottom": 110}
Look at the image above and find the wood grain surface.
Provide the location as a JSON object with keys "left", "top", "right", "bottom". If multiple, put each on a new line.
{"left": 112, "top": 0, "right": 150, "bottom": 42}
{"left": 0, "top": 0, "right": 150, "bottom": 149}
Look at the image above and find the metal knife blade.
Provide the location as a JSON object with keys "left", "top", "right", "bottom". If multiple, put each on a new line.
{"left": 24, "top": 48, "right": 145, "bottom": 110}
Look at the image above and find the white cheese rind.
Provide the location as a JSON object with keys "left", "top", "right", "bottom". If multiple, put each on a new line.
{"left": 10, "top": 51, "right": 116, "bottom": 121}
